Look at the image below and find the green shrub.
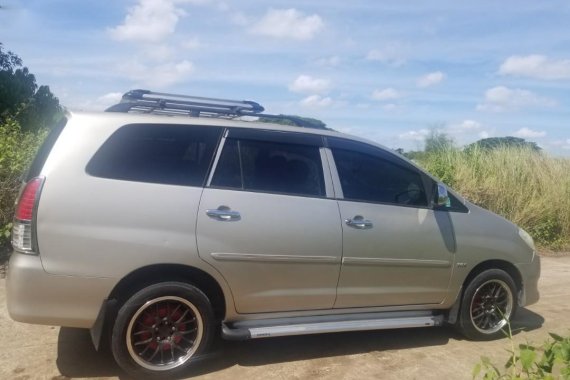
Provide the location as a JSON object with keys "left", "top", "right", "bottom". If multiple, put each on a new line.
{"left": 473, "top": 332, "right": 570, "bottom": 379}
{"left": 417, "top": 146, "right": 570, "bottom": 250}
{"left": 0, "top": 117, "right": 46, "bottom": 256}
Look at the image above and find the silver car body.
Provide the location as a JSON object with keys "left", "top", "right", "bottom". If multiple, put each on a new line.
{"left": 7, "top": 111, "right": 540, "bottom": 331}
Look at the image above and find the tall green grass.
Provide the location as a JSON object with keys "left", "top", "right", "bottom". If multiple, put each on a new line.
{"left": 417, "top": 146, "right": 570, "bottom": 250}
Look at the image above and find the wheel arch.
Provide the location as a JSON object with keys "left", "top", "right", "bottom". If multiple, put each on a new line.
{"left": 446, "top": 259, "right": 523, "bottom": 325}
{"left": 107, "top": 263, "right": 227, "bottom": 321}
{"left": 91, "top": 263, "right": 227, "bottom": 351}
{"left": 462, "top": 260, "right": 523, "bottom": 294}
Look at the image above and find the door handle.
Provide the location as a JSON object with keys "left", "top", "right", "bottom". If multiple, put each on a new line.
{"left": 345, "top": 216, "right": 373, "bottom": 229}
{"left": 206, "top": 206, "right": 241, "bottom": 221}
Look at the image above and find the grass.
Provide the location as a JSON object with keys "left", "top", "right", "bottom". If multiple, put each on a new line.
{"left": 416, "top": 146, "right": 570, "bottom": 250}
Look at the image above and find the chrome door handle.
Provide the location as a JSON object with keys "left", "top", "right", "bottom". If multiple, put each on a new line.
{"left": 206, "top": 206, "right": 241, "bottom": 221}
{"left": 345, "top": 216, "right": 373, "bottom": 229}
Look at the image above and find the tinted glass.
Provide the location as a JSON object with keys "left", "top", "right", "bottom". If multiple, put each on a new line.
{"left": 25, "top": 117, "right": 67, "bottom": 181}
{"left": 211, "top": 139, "right": 242, "bottom": 189}
{"left": 87, "top": 124, "right": 222, "bottom": 186}
{"left": 333, "top": 148, "right": 428, "bottom": 206}
{"left": 212, "top": 138, "right": 325, "bottom": 197}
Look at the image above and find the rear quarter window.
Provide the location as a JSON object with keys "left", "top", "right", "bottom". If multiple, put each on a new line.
{"left": 25, "top": 117, "right": 68, "bottom": 181}
{"left": 86, "top": 124, "right": 222, "bottom": 186}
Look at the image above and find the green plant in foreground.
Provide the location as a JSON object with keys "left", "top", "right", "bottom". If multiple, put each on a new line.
{"left": 0, "top": 118, "right": 47, "bottom": 254}
{"left": 473, "top": 325, "right": 570, "bottom": 379}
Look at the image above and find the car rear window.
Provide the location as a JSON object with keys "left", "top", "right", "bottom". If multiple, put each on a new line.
{"left": 86, "top": 124, "right": 222, "bottom": 186}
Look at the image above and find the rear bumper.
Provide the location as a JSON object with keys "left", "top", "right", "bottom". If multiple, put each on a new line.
{"left": 6, "top": 252, "right": 116, "bottom": 328}
{"left": 516, "top": 253, "right": 541, "bottom": 307}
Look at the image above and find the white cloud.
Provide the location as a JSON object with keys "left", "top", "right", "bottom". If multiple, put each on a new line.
{"left": 366, "top": 43, "right": 407, "bottom": 66}
{"left": 448, "top": 119, "right": 482, "bottom": 133}
{"left": 398, "top": 121, "right": 489, "bottom": 146}
{"left": 142, "top": 45, "right": 174, "bottom": 62}
{"left": 250, "top": 9, "right": 324, "bottom": 40}
{"left": 300, "top": 95, "right": 333, "bottom": 107}
{"left": 289, "top": 75, "right": 331, "bottom": 94}
{"left": 550, "top": 139, "right": 570, "bottom": 149}
{"left": 398, "top": 129, "right": 429, "bottom": 141}
{"left": 96, "top": 92, "right": 123, "bottom": 107}
{"left": 118, "top": 59, "right": 194, "bottom": 87}
{"left": 371, "top": 88, "right": 401, "bottom": 101}
{"left": 180, "top": 37, "right": 201, "bottom": 50}
{"left": 108, "top": 0, "right": 188, "bottom": 43}
{"left": 513, "top": 127, "right": 547, "bottom": 138}
{"left": 67, "top": 92, "right": 125, "bottom": 111}
{"left": 314, "top": 55, "right": 341, "bottom": 67}
{"left": 417, "top": 71, "right": 445, "bottom": 88}
{"left": 477, "top": 86, "right": 556, "bottom": 112}
{"left": 215, "top": 2, "right": 249, "bottom": 25}
{"left": 443, "top": 120, "right": 488, "bottom": 144}
{"left": 499, "top": 55, "right": 570, "bottom": 80}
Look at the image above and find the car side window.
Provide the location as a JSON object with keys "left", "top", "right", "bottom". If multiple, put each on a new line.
{"left": 332, "top": 147, "right": 428, "bottom": 207}
{"left": 211, "top": 138, "right": 325, "bottom": 197}
{"left": 86, "top": 124, "right": 222, "bottom": 186}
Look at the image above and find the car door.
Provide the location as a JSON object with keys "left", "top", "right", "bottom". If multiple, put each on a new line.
{"left": 196, "top": 129, "right": 343, "bottom": 314}
{"left": 328, "top": 138, "right": 455, "bottom": 308}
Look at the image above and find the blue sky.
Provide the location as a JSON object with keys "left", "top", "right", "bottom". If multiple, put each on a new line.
{"left": 2, "top": 0, "right": 570, "bottom": 155}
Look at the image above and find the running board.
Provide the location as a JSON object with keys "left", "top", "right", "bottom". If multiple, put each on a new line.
{"left": 222, "top": 311, "right": 444, "bottom": 340}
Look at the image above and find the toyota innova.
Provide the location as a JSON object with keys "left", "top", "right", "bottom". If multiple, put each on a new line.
{"left": 7, "top": 90, "right": 540, "bottom": 378}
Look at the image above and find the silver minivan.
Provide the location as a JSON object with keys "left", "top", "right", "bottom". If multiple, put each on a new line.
{"left": 7, "top": 90, "right": 540, "bottom": 378}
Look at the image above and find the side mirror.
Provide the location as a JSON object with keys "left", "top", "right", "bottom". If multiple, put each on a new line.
{"left": 436, "top": 183, "right": 451, "bottom": 208}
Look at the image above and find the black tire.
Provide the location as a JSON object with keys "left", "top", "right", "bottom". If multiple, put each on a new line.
{"left": 111, "top": 282, "right": 215, "bottom": 379}
{"left": 457, "top": 269, "right": 517, "bottom": 340}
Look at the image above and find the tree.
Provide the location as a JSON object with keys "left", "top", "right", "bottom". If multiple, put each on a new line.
{"left": 257, "top": 114, "right": 329, "bottom": 130}
{"left": 0, "top": 43, "right": 63, "bottom": 132}
{"left": 467, "top": 136, "right": 541, "bottom": 152}
{"left": 424, "top": 129, "right": 454, "bottom": 152}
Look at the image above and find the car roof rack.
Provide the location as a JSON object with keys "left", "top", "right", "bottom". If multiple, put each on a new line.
{"left": 105, "top": 89, "right": 321, "bottom": 129}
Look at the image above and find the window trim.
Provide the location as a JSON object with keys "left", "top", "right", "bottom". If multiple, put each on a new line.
{"left": 226, "top": 127, "right": 323, "bottom": 147}
{"left": 322, "top": 148, "right": 343, "bottom": 199}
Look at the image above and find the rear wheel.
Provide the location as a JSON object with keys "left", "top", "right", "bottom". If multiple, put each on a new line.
{"left": 457, "top": 269, "right": 517, "bottom": 340}
{"left": 111, "top": 282, "right": 214, "bottom": 378}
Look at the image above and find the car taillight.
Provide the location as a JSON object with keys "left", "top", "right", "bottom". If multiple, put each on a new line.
{"left": 12, "top": 177, "right": 45, "bottom": 254}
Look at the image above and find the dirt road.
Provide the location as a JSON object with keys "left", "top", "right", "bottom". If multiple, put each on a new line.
{"left": 1, "top": 255, "right": 569, "bottom": 380}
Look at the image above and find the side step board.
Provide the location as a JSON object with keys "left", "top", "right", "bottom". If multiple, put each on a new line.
{"left": 222, "top": 311, "right": 444, "bottom": 340}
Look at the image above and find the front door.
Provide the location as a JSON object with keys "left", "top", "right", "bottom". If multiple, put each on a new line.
{"left": 327, "top": 138, "right": 455, "bottom": 308}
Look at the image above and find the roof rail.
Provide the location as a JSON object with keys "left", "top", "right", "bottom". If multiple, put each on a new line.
{"left": 105, "top": 89, "right": 264, "bottom": 116}
{"left": 104, "top": 89, "right": 325, "bottom": 129}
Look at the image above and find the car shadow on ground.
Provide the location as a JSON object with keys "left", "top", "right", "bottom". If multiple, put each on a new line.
{"left": 56, "top": 308, "right": 544, "bottom": 379}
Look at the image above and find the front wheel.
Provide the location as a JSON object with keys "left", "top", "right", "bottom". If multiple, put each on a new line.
{"left": 457, "top": 269, "right": 517, "bottom": 340}
{"left": 111, "top": 282, "right": 215, "bottom": 378}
